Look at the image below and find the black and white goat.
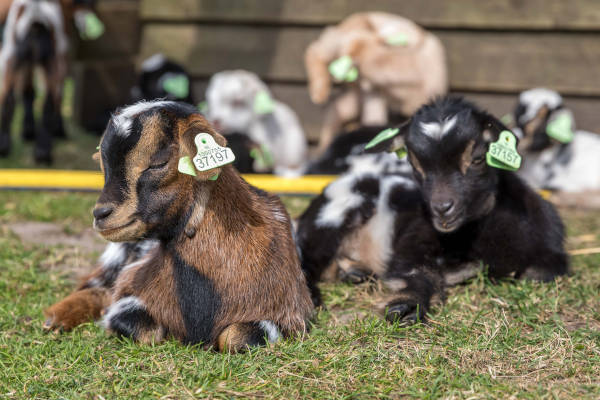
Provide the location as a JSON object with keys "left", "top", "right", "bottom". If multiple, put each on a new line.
{"left": 306, "top": 125, "right": 411, "bottom": 176}
{"left": 512, "top": 88, "right": 600, "bottom": 193}
{"left": 130, "top": 53, "right": 194, "bottom": 105}
{"left": 297, "top": 97, "right": 569, "bottom": 322}
{"left": 0, "top": 0, "right": 68, "bottom": 163}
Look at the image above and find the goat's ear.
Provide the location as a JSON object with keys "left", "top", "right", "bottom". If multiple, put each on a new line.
{"left": 178, "top": 121, "right": 229, "bottom": 181}
{"left": 481, "top": 112, "right": 511, "bottom": 144}
{"left": 364, "top": 120, "right": 410, "bottom": 154}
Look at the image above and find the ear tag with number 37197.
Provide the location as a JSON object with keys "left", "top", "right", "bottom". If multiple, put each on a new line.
{"left": 486, "top": 130, "right": 521, "bottom": 171}
{"left": 192, "top": 133, "right": 236, "bottom": 172}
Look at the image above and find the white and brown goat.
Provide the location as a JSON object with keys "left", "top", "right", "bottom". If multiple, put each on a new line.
{"left": 43, "top": 101, "right": 313, "bottom": 351}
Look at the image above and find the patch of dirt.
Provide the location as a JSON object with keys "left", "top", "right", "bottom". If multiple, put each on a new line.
{"left": 8, "top": 221, "right": 107, "bottom": 279}
{"left": 8, "top": 221, "right": 106, "bottom": 254}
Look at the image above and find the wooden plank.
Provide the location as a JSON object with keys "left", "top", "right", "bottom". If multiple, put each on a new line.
{"left": 73, "top": 60, "right": 137, "bottom": 133}
{"left": 74, "top": 0, "right": 140, "bottom": 60}
{"left": 140, "top": 24, "right": 600, "bottom": 96}
{"left": 140, "top": 0, "right": 600, "bottom": 30}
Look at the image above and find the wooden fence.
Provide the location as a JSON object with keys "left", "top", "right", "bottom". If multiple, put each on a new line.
{"left": 76, "top": 0, "right": 600, "bottom": 139}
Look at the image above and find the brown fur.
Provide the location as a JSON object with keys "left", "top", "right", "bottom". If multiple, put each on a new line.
{"left": 43, "top": 287, "right": 111, "bottom": 331}
{"left": 45, "top": 108, "right": 313, "bottom": 350}
{"left": 305, "top": 12, "right": 448, "bottom": 152}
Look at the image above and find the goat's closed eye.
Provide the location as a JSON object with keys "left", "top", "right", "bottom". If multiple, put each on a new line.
{"left": 147, "top": 160, "right": 169, "bottom": 170}
{"left": 472, "top": 156, "right": 485, "bottom": 165}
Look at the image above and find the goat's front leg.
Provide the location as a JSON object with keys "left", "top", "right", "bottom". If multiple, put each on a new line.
{"left": 0, "top": 86, "right": 15, "bottom": 157}
{"left": 381, "top": 265, "right": 444, "bottom": 325}
{"left": 22, "top": 69, "right": 36, "bottom": 141}
{"left": 102, "top": 296, "right": 166, "bottom": 344}
{"left": 44, "top": 285, "right": 111, "bottom": 331}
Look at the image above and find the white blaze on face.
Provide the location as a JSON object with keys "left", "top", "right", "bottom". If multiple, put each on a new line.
{"left": 419, "top": 115, "right": 457, "bottom": 140}
{"left": 113, "top": 100, "right": 176, "bottom": 137}
{"left": 518, "top": 88, "right": 563, "bottom": 124}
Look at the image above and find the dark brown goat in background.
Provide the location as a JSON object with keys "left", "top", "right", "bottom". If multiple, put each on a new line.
{"left": 43, "top": 101, "right": 313, "bottom": 352}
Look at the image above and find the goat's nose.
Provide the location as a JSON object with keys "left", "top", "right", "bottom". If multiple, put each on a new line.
{"left": 93, "top": 206, "right": 113, "bottom": 220}
{"left": 433, "top": 200, "right": 455, "bottom": 216}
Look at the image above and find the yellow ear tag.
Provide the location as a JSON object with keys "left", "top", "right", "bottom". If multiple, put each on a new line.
{"left": 178, "top": 156, "right": 197, "bottom": 176}
{"left": 192, "top": 133, "right": 236, "bottom": 172}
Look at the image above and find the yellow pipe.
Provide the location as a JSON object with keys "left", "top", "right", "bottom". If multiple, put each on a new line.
{"left": 0, "top": 169, "right": 336, "bottom": 195}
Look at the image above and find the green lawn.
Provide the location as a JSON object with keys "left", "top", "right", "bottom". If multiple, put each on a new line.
{"left": 0, "top": 191, "right": 599, "bottom": 399}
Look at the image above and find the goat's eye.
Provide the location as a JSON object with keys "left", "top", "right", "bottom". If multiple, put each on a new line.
{"left": 472, "top": 156, "right": 485, "bottom": 165}
{"left": 148, "top": 160, "right": 169, "bottom": 170}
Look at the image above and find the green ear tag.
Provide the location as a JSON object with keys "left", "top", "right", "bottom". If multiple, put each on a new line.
{"left": 385, "top": 32, "right": 409, "bottom": 46}
{"left": 192, "top": 133, "right": 236, "bottom": 172}
{"left": 208, "top": 173, "right": 219, "bottom": 181}
{"left": 162, "top": 74, "right": 189, "bottom": 99}
{"left": 81, "top": 12, "right": 105, "bottom": 40}
{"left": 178, "top": 156, "right": 197, "bottom": 176}
{"left": 365, "top": 128, "right": 400, "bottom": 150}
{"left": 395, "top": 147, "right": 407, "bottom": 159}
{"left": 96, "top": 145, "right": 100, "bottom": 150}
{"left": 546, "top": 111, "right": 575, "bottom": 144}
{"left": 198, "top": 101, "right": 208, "bottom": 114}
{"left": 254, "top": 90, "right": 275, "bottom": 115}
{"left": 329, "top": 56, "right": 358, "bottom": 82}
{"left": 250, "top": 144, "right": 274, "bottom": 170}
{"left": 500, "top": 113, "right": 514, "bottom": 126}
{"left": 486, "top": 130, "right": 522, "bottom": 171}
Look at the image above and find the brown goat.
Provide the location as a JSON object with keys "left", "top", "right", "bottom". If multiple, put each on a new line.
{"left": 44, "top": 101, "right": 313, "bottom": 352}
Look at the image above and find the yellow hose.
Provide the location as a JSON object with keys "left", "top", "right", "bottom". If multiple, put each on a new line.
{"left": 0, "top": 169, "right": 336, "bottom": 195}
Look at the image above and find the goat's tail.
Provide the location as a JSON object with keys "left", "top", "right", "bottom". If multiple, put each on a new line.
{"left": 15, "top": 22, "right": 55, "bottom": 67}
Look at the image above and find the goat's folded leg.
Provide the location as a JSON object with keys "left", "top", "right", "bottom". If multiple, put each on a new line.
{"left": 102, "top": 296, "right": 166, "bottom": 344}
{"left": 44, "top": 287, "right": 111, "bottom": 331}
{"left": 381, "top": 266, "right": 444, "bottom": 325}
{"left": 217, "top": 321, "right": 282, "bottom": 353}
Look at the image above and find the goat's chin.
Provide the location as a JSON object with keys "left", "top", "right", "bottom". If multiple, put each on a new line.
{"left": 95, "top": 219, "right": 146, "bottom": 242}
{"left": 432, "top": 217, "right": 464, "bottom": 234}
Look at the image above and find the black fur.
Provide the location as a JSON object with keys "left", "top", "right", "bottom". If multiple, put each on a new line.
{"left": 297, "top": 96, "right": 569, "bottom": 321}
{"left": 171, "top": 250, "right": 221, "bottom": 345}
{"left": 107, "top": 304, "right": 158, "bottom": 341}
{"left": 132, "top": 56, "right": 194, "bottom": 104}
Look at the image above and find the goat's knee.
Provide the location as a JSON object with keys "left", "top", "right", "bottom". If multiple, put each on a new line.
{"left": 217, "top": 321, "right": 281, "bottom": 353}
{"left": 43, "top": 287, "right": 111, "bottom": 331}
{"left": 102, "top": 296, "right": 165, "bottom": 344}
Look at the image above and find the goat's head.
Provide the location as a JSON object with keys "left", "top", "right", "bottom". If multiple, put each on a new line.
{"left": 372, "top": 97, "right": 512, "bottom": 233}
{"left": 92, "top": 101, "right": 229, "bottom": 241}
{"left": 513, "top": 88, "right": 574, "bottom": 152}
{"left": 205, "top": 70, "right": 273, "bottom": 134}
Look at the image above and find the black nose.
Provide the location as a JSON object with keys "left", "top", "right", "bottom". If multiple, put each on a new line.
{"left": 433, "top": 200, "right": 455, "bottom": 216}
{"left": 93, "top": 206, "right": 113, "bottom": 220}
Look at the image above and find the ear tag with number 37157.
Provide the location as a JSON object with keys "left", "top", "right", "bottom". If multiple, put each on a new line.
{"left": 192, "top": 133, "right": 236, "bottom": 172}
{"left": 486, "top": 130, "right": 522, "bottom": 171}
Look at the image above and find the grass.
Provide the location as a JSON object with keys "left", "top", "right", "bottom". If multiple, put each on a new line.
{"left": 0, "top": 190, "right": 599, "bottom": 399}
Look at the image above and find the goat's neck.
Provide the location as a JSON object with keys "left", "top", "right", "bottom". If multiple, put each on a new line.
{"left": 169, "top": 166, "right": 265, "bottom": 256}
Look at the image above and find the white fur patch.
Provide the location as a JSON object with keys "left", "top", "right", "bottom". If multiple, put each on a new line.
{"left": 113, "top": 100, "right": 176, "bottom": 137}
{"left": 518, "top": 88, "right": 563, "bottom": 124}
{"left": 141, "top": 53, "right": 167, "bottom": 72}
{"left": 100, "top": 242, "right": 127, "bottom": 268}
{"left": 258, "top": 320, "right": 281, "bottom": 343}
{"left": 420, "top": 115, "right": 457, "bottom": 140}
{"left": 364, "top": 175, "right": 416, "bottom": 268}
{"left": 102, "top": 296, "right": 144, "bottom": 329}
{"left": 316, "top": 174, "right": 364, "bottom": 228}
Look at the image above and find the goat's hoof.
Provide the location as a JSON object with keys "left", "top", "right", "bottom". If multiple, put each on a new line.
{"left": 34, "top": 148, "right": 53, "bottom": 165}
{"left": 384, "top": 302, "right": 424, "bottom": 325}
{"left": 339, "top": 268, "right": 371, "bottom": 284}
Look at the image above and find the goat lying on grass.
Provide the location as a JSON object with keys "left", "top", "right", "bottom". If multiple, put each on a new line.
{"left": 297, "top": 97, "right": 568, "bottom": 322}
{"left": 512, "top": 88, "right": 600, "bottom": 193}
{"left": 44, "top": 101, "right": 313, "bottom": 351}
